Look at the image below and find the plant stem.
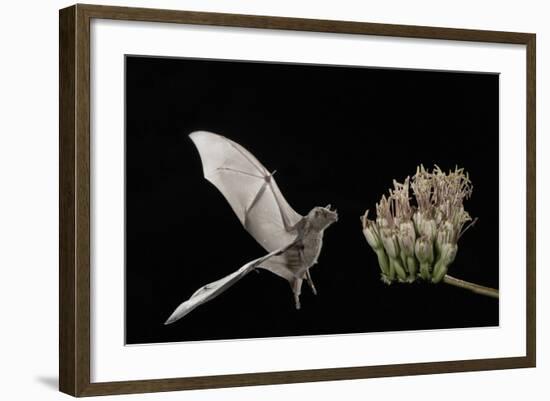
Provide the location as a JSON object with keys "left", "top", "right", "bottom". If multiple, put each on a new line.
{"left": 443, "top": 274, "right": 499, "bottom": 298}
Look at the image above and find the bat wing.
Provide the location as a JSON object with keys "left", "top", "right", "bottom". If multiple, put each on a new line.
{"left": 165, "top": 242, "right": 297, "bottom": 324}
{"left": 190, "top": 131, "right": 303, "bottom": 251}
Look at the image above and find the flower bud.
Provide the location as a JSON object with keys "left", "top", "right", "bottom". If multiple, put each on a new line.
{"left": 406, "top": 256, "right": 418, "bottom": 280}
{"left": 419, "top": 219, "right": 437, "bottom": 242}
{"left": 435, "top": 221, "right": 452, "bottom": 254}
{"left": 381, "top": 228, "right": 400, "bottom": 259}
{"left": 432, "top": 243, "right": 458, "bottom": 283}
{"left": 363, "top": 221, "right": 383, "bottom": 250}
{"left": 375, "top": 249, "right": 390, "bottom": 277}
{"left": 432, "top": 262, "right": 448, "bottom": 283}
{"left": 438, "top": 242, "right": 458, "bottom": 266}
{"left": 398, "top": 221, "right": 416, "bottom": 256}
{"left": 442, "top": 220, "right": 455, "bottom": 239}
{"left": 392, "top": 258, "right": 408, "bottom": 281}
{"left": 413, "top": 212, "right": 437, "bottom": 241}
{"left": 414, "top": 236, "right": 434, "bottom": 265}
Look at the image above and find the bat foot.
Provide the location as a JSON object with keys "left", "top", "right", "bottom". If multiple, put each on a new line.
{"left": 305, "top": 270, "right": 317, "bottom": 295}
{"left": 308, "top": 284, "right": 317, "bottom": 296}
{"left": 294, "top": 294, "right": 301, "bottom": 310}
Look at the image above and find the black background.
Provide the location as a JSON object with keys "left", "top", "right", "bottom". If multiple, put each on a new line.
{"left": 125, "top": 56, "right": 499, "bottom": 344}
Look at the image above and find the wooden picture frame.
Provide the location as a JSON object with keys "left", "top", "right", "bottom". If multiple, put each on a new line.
{"left": 59, "top": 3, "right": 536, "bottom": 397}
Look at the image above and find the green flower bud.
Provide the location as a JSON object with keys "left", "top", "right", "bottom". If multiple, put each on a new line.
{"left": 432, "top": 243, "right": 457, "bottom": 283}
{"left": 381, "top": 228, "right": 400, "bottom": 259}
{"left": 375, "top": 249, "right": 390, "bottom": 277}
{"left": 432, "top": 261, "right": 448, "bottom": 283}
{"left": 438, "top": 242, "right": 458, "bottom": 266}
{"left": 437, "top": 220, "right": 455, "bottom": 242}
{"left": 420, "top": 219, "right": 437, "bottom": 242}
{"left": 387, "top": 254, "right": 396, "bottom": 281}
{"left": 419, "top": 263, "right": 431, "bottom": 280}
{"left": 406, "top": 256, "right": 418, "bottom": 281}
{"left": 391, "top": 257, "right": 408, "bottom": 281}
{"left": 414, "top": 236, "right": 434, "bottom": 265}
{"left": 415, "top": 236, "right": 434, "bottom": 280}
{"left": 361, "top": 211, "right": 391, "bottom": 279}
{"left": 413, "top": 212, "right": 437, "bottom": 242}
{"left": 398, "top": 221, "right": 416, "bottom": 257}
{"left": 363, "top": 221, "right": 383, "bottom": 250}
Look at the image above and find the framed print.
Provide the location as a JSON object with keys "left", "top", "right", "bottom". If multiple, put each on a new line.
{"left": 59, "top": 4, "right": 536, "bottom": 397}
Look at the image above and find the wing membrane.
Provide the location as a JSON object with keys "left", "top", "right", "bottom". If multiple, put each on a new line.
{"left": 190, "top": 131, "right": 303, "bottom": 251}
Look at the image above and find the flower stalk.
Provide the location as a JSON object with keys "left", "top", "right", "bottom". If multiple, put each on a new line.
{"left": 443, "top": 275, "right": 499, "bottom": 298}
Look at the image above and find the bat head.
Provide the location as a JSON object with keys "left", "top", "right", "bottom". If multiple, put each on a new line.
{"left": 307, "top": 205, "right": 338, "bottom": 231}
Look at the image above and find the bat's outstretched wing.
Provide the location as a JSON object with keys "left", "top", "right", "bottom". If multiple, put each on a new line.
{"left": 189, "top": 131, "right": 303, "bottom": 251}
{"left": 165, "top": 132, "right": 307, "bottom": 324}
{"left": 165, "top": 242, "right": 296, "bottom": 324}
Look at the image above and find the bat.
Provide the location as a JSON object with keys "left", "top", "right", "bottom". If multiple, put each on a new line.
{"left": 165, "top": 131, "right": 338, "bottom": 324}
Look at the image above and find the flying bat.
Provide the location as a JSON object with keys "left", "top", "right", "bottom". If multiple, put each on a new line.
{"left": 165, "top": 131, "right": 338, "bottom": 324}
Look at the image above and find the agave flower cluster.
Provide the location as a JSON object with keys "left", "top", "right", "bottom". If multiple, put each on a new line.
{"left": 361, "top": 165, "right": 476, "bottom": 284}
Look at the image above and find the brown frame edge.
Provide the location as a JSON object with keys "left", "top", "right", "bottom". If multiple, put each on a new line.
{"left": 59, "top": 3, "right": 536, "bottom": 397}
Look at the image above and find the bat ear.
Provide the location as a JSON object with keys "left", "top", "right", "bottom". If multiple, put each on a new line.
{"left": 325, "top": 204, "right": 332, "bottom": 209}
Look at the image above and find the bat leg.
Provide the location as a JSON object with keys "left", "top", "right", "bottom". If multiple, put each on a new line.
{"left": 305, "top": 269, "right": 317, "bottom": 295}
{"left": 294, "top": 293, "right": 301, "bottom": 310}
{"left": 298, "top": 248, "right": 316, "bottom": 295}
{"left": 291, "top": 278, "right": 302, "bottom": 310}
